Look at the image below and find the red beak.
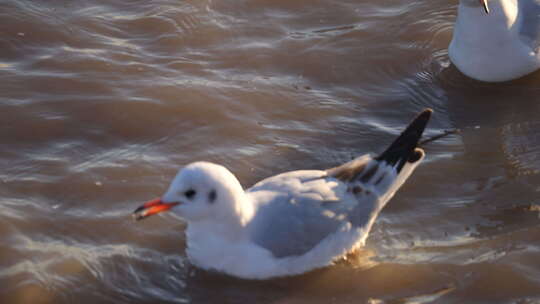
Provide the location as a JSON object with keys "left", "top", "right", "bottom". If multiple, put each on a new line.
{"left": 133, "top": 198, "right": 180, "bottom": 221}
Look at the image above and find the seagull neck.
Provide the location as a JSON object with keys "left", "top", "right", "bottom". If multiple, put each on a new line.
{"left": 187, "top": 216, "right": 248, "bottom": 242}
{"left": 188, "top": 184, "right": 254, "bottom": 242}
{"left": 220, "top": 178, "right": 254, "bottom": 228}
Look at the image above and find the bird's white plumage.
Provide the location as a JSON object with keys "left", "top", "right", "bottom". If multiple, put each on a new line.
{"left": 136, "top": 109, "right": 432, "bottom": 279}
{"left": 449, "top": 0, "right": 540, "bottom": 82}
{"left": 159, "top": 153, "right": 424, "bottom": 279}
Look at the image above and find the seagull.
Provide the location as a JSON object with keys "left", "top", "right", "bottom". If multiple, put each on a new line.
{"left": 133, "top": 109, "right": 432, "bottom": 279}
{"left": 449, "top": 0, "right": 540, "bottom": 82}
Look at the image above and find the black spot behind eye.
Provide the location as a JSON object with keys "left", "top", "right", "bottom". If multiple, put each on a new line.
{"left": 208, "top": 189, "right": 217, "bottom": 204}
{"left": 184, "top": 189, "right": 196, "bottom": 199}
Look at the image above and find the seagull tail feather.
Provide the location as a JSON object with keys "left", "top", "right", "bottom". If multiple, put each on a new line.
{"left": 375, "top": 108, "right": 432, "bottom": 172}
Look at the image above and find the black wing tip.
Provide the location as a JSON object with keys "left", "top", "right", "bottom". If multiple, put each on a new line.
{"left": 418, "top": 108, "right": 433, "bottom": 120}
{"left": 407, "top": 108, "right": 432, "bottom": 131}
{"left": 375, "top": 108, "right": 433, "bottom": 171}
{"left": 417, "top": 108, "right": 433, "bottom": 123}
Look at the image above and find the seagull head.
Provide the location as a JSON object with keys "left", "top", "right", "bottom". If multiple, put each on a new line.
{"left": 462, "top": 0, "right": 490, "bottom": 14}
{"left": 133, "top": 162, "right": 246, "bottom": 222}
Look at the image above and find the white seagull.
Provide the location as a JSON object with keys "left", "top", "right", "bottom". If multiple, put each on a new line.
{"left": 133, "top": 109, "right": 432, "bottom": 279}
{"left": 449, "top": 0, "right": 540, "bottom": 82}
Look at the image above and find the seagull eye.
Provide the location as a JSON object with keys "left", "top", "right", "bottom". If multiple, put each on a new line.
{"left": 184, "top": 189, "right": 196, "bottom": 199}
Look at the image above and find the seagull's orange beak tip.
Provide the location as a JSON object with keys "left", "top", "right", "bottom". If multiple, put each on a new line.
{"left": 132, "top": 210, "right": 147, "bottom": 221}
{"left": 132, "top": 198, "right": 179, "bottom": 222}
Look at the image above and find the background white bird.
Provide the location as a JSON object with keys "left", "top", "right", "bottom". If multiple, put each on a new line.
{"left": 133, "top": 109, "right": 432, "bottom": 279}
{"left": 449, "top": 0, "right": 540, "bottom": 82}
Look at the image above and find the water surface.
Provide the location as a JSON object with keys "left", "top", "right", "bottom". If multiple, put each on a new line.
{"left": 1, "top": 0, "right": 540, "bottom": 303}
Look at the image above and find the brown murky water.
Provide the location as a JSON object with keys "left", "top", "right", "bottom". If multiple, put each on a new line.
{"left": 1, "top": 0, "right": 540, "bottom": 303}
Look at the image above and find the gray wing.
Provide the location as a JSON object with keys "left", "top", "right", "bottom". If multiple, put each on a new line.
{"left": 245, "top": 156, "right": 392, "bottom": 258}
{"left": 246, "top": 109, "right": 429, "bottom": 258}
{"left": 518, "top": 0, "right": 540, "bottom": 51}
{"left": 246, "top": 191, "right": 351, "bottom": 258}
